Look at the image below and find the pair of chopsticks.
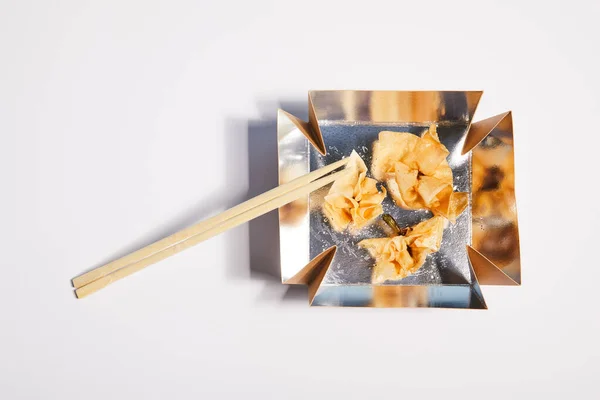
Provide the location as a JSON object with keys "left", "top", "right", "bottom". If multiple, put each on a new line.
{"left": 72, "top": 157, "right": 350, "bottom": 298}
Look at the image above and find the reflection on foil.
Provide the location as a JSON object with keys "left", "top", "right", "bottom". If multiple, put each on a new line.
{"left": 279, "top": 164, "right": 309, "bottom": 226}
{"left": 371, "top": 286, "right": 429, "bottom": 308}
{"left": 472, "top": 132, "right": 521, "bottom": 282}
{"left": 369, "top": 91, "right": 442, "bottom": 122}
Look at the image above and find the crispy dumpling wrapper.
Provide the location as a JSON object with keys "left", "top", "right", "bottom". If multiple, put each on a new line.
{"left": 323, "top": 151, "right": 386, "bottom": 232}
{"left": 371, "top": 125, "right": 468, "bottom": 223}
{"left": 359, "top": 216, "right": 446, "bottom": 283}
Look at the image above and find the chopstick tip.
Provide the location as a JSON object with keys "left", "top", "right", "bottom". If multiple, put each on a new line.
{"left": 74, "top": 288, "right": 88, "bottom": 299}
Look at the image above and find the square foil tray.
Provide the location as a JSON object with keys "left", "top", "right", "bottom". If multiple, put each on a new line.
{"left": 277, "top": 91, "right": 520, "bottom": 308}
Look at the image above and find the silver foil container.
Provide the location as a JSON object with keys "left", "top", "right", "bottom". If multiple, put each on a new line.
{"left": 277, "top": 91, "right": 520, "bottom": 308}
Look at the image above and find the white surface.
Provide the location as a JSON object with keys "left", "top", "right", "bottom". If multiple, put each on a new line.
{"left": 1, "top": 1, "right": 599, "bottom": 399}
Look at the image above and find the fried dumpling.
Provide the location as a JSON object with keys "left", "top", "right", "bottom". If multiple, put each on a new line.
{"left": 359, "top": 216, "right": 446, "bottom": 283}
{"left": 371, "top": 125, "right": 468, "bottom": 223}
{"left": 322, "top": 151, "right": 387, "bottom": 232}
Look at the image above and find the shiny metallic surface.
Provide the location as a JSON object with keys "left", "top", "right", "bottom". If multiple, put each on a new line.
{"left": 309, "top": 123, "right": 472, "bottom": 287}
{"left": 313, "top": 284, "right": 486, "bottom": 309}
{"left": 309, "top": 90, "right": 482, "bottom": 124}
{"left": 277, "top": 91, "right": 510, "bottom": 308}
{"left": 471, "top": 112, "right": 521, "bottom": 283}
{"left": 277, "top": 110, "right": 311, "bottom": 282}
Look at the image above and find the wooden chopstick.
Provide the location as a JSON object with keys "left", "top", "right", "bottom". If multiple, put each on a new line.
{"left": 73, "top": 158, "right": 348, "bottom": 290}
{"left": 73, "top": 159, "right": 350, "bottom": 297}
{"left": 75, "top": 168, "right": 347, "bottom": 298}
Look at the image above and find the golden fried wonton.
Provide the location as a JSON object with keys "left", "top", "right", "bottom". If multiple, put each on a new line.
{"left": 322, "top": 151, "right": 386, "bottom": 232}
{"left": 359, "top": 216, "right": 446, "bottom": 283}
{"left": 371, "top": 125, "right": 468, "bottom": 222}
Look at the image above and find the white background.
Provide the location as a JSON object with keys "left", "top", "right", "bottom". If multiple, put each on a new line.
{"left": 1, "top": 1, "right": 599, "bottom": 399}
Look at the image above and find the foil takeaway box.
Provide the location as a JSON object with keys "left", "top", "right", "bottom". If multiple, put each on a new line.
{"left": 277, "top": 90, "right": 520, "bottom": 308}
